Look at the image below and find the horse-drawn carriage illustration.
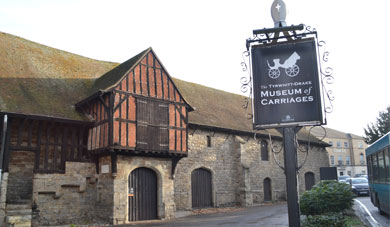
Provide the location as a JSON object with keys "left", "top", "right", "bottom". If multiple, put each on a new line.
{"left": 267, "top": 52, "right": 301, "bottom": 79}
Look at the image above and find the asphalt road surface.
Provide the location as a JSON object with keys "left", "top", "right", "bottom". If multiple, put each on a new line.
{"left": 123, "top": 203, "right": 289, "bottom": 227}
{"left": 356, "top": 196, "right": 390, "bottom": 227}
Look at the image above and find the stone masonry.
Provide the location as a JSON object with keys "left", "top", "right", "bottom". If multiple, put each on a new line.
{"left": 0, "top": 128, "right": 329, "bottom": 226}
{"left": 174, "top": 128, "right": 329, "bottom": 211}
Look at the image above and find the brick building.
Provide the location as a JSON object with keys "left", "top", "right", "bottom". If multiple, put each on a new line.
{"left": 0, "top": 32, "right": 329, "bottom": 226}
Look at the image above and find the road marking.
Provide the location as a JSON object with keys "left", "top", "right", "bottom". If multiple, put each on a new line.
{"left": 354, "top": 199, "right": 380, "bottom": 226}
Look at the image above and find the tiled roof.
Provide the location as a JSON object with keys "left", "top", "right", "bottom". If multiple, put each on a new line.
{"left": 0, "top": 31, "right": 327, "bottom": 146}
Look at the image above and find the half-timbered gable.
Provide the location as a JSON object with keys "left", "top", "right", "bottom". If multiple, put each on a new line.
{"left": 77, "top": 48, "right": 191, "bottom": 156}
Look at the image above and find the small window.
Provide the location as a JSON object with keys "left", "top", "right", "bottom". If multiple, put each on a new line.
{"left": 358, "top": 141, "right": 363, "bottom": 148}
{"left": 344, "top": 142, "right": 348, "bottom": 148}
{"left": 330, "top": 155, "right": 335, "bottom": 165}
{"left": 336, "top": 141, "right": 341, "bottom": 147}
{"left": 207, "top": 136, "right": 211, "bottom": 147}
{"left": 347, "top": 171, "right": 352, "bottom": 176}
{"left": 260, "top": 140, "right": 269, "bottom": 161}
{"left": 329, "top": 141, "right": 333, "bottom": 146}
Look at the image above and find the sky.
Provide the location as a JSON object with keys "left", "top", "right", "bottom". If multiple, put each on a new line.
{"left": 0, "top": 0, "right": 389, "bottom": 137}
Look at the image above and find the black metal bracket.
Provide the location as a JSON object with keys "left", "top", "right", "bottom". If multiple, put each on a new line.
{"left": 246, "top": 24, "right": 317, "bottom": 50}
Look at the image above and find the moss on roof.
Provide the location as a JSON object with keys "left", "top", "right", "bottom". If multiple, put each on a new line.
{"left": 0, "top": 32, "right": 118, "bottom": 121}
{"left": 0, "top": 31, "right": 327, "bottom": 146}
{"left": 91, "top": 48, "right": 150, "bottom": 93}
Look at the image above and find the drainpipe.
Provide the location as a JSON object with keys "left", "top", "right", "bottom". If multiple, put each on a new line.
{"left": 0, "top": 114, "right": 8, "bottom": 186}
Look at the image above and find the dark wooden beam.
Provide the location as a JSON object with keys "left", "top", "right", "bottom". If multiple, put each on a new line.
{"left": 108, "top": 92, "right": 114, "bottom": 147}
{"left": 34, "top": 121, "right": 43, "bottom": 172}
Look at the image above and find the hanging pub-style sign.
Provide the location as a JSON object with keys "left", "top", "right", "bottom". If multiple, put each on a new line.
{"left": 251, "top": 38, "right": 323, "bottom": 129}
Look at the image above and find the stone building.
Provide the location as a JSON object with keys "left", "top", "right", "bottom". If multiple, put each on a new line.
{"left": 309, "top": 127, "right": 368, "bottom": 177}
{"left": 0, "top": 32, "right": 329, "bottom": 226}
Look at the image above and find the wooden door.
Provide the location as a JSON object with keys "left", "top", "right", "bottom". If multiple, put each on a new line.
{"left": 264, "top": 178, "right": 272, "bottom": 201}
{"left": 191, "top": 168, "right": 212, "bottom": 208}
{"left": 128, "top": 167, "right": 157, "bottom": 221}
{"left": 305, "top": 172, "right": 315, "bottom": 190}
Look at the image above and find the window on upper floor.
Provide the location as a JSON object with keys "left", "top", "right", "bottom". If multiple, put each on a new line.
{"left": 338, "top": 155, "right": 343, "bottom": 165}
{"left": 330, "top": 155, "right": 335, "bottom": 165}
{"left": 344, "top": 142, "right": 348, "bottom": 148}
{"left": 346, "top": 156, "right": 350, "bottom": 165}
{"left": 260, "top": 140, "right": 269, "bottom": 161}
{"left": 329, "top": 141, "right": 333, "bottom": 146}
{"left": 336, "top": 141, "right": 341, "bottom": 147}
{"left": 358, "top": 141, "right": 363, "bottom": 148}
{"left": 360, "top": 153, "right": 365, "bottom": 165}
{"left": 136, "top": 98, "right": 168, "bottom": 151}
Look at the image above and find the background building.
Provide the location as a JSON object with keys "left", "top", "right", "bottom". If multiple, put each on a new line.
{"left": 310, "top": 127, "right": 368, "bottom": 177}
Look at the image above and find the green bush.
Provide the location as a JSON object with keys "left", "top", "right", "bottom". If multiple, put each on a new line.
{"left": 300, "top": 180, "right": 355, "bottom": 216}
{"left": 302, "top": 212, "right": 345, "bottom": 227}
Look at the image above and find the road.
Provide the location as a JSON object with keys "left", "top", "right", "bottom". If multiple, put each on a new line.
{"left": 123, "top": 203, "right": 289, "bottom": 227}
{"left": 356, "top": 196, "right": 390, "bottom": 227}
{"left": 118, "top": 198, "right": 390, "bottom": 227}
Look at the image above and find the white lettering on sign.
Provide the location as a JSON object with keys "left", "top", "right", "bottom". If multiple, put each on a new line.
{"left": 259, "top": 80, "right": 315, "bottom": 106}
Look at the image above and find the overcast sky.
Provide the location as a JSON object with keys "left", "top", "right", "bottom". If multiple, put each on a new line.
{"left": 1, "top": 0, "right": 389, "bottom": 137}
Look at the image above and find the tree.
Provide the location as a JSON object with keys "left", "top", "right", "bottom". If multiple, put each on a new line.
{"left": 364, "top": 105, "right": 390, "bottom": 144}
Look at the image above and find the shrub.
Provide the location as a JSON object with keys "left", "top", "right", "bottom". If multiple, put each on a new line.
{"left": 300, "top": 180, "right": 355, "bottom": 216}
{"left": 302, "top": 212, "right": 345, "bottom": 227}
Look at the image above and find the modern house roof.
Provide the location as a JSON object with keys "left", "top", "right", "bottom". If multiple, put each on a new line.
{"left": 0, "top": 31, "right": 327, "bottom": 146}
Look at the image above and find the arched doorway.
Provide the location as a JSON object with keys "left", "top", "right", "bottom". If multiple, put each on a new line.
{"left": 263, "top": 178, "right": 272, "bottom": 202}
{"left": 191, "top": 168, "right": 212, "bottom": 208}
{"left": 305, "top": 172, "right": 315, "bottom": 190}
{"left": 128, "top": 167, "right": 158, "bottom": 221}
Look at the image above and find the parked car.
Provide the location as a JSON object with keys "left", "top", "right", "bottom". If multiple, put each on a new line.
{"left": 338, "top": 175, "right": 351, "bottom": 183}
{"left": 348, "top": 178, "right": 369, "bottom": 196}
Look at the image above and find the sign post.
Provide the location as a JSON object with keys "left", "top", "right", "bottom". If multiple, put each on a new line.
{"left": 283, "top": 127, "right": 301, "bottom": 227}
{"left": 244, "top": 1, "right": 327, "bottom": 226}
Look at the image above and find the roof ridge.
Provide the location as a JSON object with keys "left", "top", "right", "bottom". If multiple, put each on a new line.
{"left": 91, "top": 47, "right": 151, "bottom": 93}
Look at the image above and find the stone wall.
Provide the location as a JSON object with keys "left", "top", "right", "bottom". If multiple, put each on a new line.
{"left": 32, "top": 162, "right": 99, "bottom": 226}
{"left": 174, "top": 129, "right": 241, "bottom": 211}
{"left": 2, "top": 127, "right": 329, "bottom": 225}
{"left": 96, "top": 155, "right": 114, "bottom": 223}
{"left": 7, "top": 151, "right": 34, "bottom": 204}
{"left": 174, "top": 128, "right": 330, "bottom": 211}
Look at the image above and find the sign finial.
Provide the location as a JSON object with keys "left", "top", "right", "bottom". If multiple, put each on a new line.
{"left": 271, "top": 0, "right": 287, "bottom": 27}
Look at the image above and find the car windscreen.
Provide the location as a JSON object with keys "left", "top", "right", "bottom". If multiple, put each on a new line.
{"left": 352, "top": 178, "right": 368, "bottom": 184}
